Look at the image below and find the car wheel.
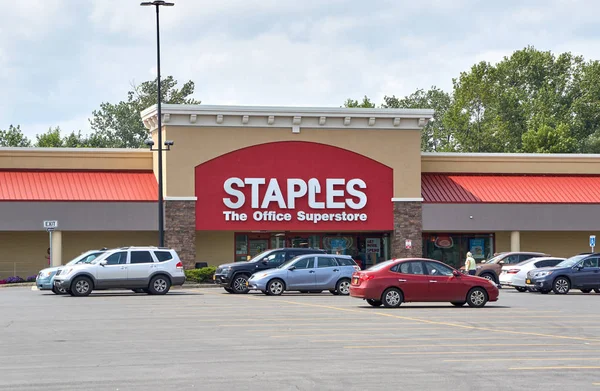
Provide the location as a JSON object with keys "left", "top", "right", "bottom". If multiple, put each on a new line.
{"left": 552, "top": 277, "right": 570, "bottom": 295}
{"left": 381, "top": 288, "right": 403, "bottom": 308}
{"left": 580, "top": 289, "right": 592, "bottom": 293}
{"left": 466, "top": 287, "right": 488, "bottom": 308}
{"left": 539, "top": 289, "right": 551, "bottom": 294}
{"left": 451, "top": 301, "right": 466, "bottom": 307}
{"left": 366, "top": 299, "right": 382, "bottom": 307}
{"left": 224, "top": 287, "right": 234, "bottom": 294}
{"left": 266, "top": 279, "right": 285, "bottom": 296}
{"left": 52, "top": 285, "right": 67, "bottom": 295}
{"left": 480, "top": 273, "right": 496, "bottom": 284}
{"left": 515, "top": 287, "right": 528, "bottom": 293}
{"left": 335, "top": 278, "right": 351, "bottom": 296}
{"left": 595, "top": 289, "right": 600, "bottom": 293}
{"left": 70, "top": 276, "right": 93, "bottom": 297}
{"left": 231, "top": 275, "right": 250, "bottom": 294}
{"left": 148, "top": 275, "right": 171, "bottom": 295}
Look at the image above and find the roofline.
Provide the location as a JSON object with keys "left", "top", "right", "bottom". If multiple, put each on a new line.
{"left": 0, "top": 147, "right": 148, "bottom": 153}
{"left": 422, "top": 152, "right": 600, "bottom": 159}
{"left": 141, "top": 104, "right": 435, "bottom": 119}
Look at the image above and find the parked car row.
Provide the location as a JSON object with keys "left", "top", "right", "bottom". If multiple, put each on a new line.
{"left": 36, "top": 246, "right": 185, "bottom": 296}
{"left": 214, "top": 249, "right": 499, "bottom": 307}
{"left": 494, "top": 251, "right": 600, "bottom": 295}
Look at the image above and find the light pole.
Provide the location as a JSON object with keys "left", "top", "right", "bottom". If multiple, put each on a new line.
{"left": 141, "top": 1, "right": 174, "bottom": 247}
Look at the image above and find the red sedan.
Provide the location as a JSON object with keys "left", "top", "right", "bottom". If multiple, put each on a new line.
{"left": 349, "top": 258, "right": 499, "bottom": 308}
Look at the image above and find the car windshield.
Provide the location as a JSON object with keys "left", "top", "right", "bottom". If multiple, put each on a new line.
{"left": 65, "top": 252, "right": 99, "bottom": 266}
{"left": 278, "top": 258, "right": 298, "bottom": 269}
{"left": 90, "top": 252, "right": 113, "bottom": 264}
{"left": 486, "top": 254, "right": 506, "bottom": 264}
{"left": 248, "top": 250, "right": 273, "bottom": 263}
{"left": 366, "top": 260, "right": 396, "bottom": 271}
{"left": 556, "top": 255, "right": 588, "bottom": 268}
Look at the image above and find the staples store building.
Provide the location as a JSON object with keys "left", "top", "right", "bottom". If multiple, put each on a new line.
{"left": 2, "top": 104, "right": 600, "bottom": 277}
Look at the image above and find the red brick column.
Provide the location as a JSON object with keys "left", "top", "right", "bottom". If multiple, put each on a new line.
{"left": 391, "top": 201, "right": 423, "bottom": 258}
{"left": 164, "top": 200, "right": 196, "bottom": 269}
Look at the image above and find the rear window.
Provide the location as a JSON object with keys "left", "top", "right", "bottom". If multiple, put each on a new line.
{"left": 154, "top": 251, "right": 173, "bottom": 262}
{"left": 336, "top": 257, "right": 357, "bottom": 266}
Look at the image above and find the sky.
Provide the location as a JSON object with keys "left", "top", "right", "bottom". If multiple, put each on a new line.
{"left": 2, "top": 0, "right": 600, "bottom": 139}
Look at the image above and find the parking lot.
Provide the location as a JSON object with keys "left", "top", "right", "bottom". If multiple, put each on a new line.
{"left": 1, "top": 287, "right": 600, "bottom": 391}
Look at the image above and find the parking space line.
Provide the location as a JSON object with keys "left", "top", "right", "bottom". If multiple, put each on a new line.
{"left": 199, "top": 289, "right": 600, "bottom": 342}
{"left": 309, "top": 336, "right": 562, "bottom": 343}
{"left": 509, "top": 366, "right": 600, "bottom": 370}
{"left": 344, "top": 343, "right": 574, "bottom": 349}
{"left": 445, "top": 357, "right": 600, "bottom": 362}
{"left": 390, "top": 349, "right": 586, "bottom": 356}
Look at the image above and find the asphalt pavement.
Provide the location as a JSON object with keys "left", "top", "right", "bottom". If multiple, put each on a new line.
{"left": 1, "top": 286, "right": 599, "bottom": 390}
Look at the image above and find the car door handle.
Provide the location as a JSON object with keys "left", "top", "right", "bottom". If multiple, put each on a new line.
{"left": 120, "top": 266, "right": 127, "bottom": 269}
{"left": 309, "top": 270, "right": 315, "bottom": 273}
{"left": 333, "top": 269, "right": 339, "bottom": 272}
{"left": 398, "top": 279, "right": 407, "bottom": 282}
{"left": 429, "top": 280, "right": 438, "bottom": 283}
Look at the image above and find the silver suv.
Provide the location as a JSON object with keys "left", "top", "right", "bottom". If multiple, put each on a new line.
{"left": 52, "top": 247, "right": 185, "bottom": 297}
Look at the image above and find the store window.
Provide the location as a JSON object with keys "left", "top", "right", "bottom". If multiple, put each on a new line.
{"left": 423, "top": 233, "right": 495, "bottom": 269}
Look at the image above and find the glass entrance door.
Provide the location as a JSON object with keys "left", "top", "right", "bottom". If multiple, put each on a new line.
{"left": 249, "top": 239, "right": 269, "bottom": 257}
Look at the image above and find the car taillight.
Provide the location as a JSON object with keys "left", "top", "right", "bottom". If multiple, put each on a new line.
{"left": 360, "top": 274, "right": 375, "bottom": 281}
{"left": 176, "top": 261, "right": 183, "bottom": 269}
{"left": 507, "top": 269, "right": 519, "bottom": 274}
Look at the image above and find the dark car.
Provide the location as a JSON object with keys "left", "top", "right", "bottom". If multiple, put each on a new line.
{"left": 526, "top": 253, "right": 600, "bottom": 294}
{"left": 349, "top": 258, "right": 499, "bottom": 308}
{"left": 213, "top": 248, "right": 326, "bottom": 294}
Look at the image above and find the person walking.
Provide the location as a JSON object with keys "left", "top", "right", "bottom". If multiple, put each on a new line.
{"left": 465, "top": 252, "right": 477, "bottom": 275}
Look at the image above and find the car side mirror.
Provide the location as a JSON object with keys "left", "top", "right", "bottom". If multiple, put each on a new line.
{"left": 452, "top": 270, "right": 461, "bottom": 277}
{"left": 481, "top": 260, "right": 487, "bottom": 264}
{"left": 261, "top": 260, "right": 268, "bottom": 265}
{"left": 498, "top": 260, "right": 504, "bottom": 265}
{"left": 99, "top": 260, "right": 107, "bottom": 267}
{"left": 288, "top": 266, "right": 296, "bottom": 271}
{"left": 575, "top": 265, "right": 584, "bottom": 270}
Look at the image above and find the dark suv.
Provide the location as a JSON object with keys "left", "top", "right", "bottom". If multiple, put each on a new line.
{"left": 527, "top": 253, "right": 600, "bottom": 294}
{"left": 214, "top": 248, "right": 326, "bottom": 294}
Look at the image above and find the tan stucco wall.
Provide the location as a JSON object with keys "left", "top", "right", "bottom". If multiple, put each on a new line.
{"left": 0, "top": 149, "right": 152, "bottom": 171}
{"left": 196, "top": 231, "right": 234, "bottom": 266}
{"left": 520, "top": 231, "right": 594, "bottom": 258}
{"left": 161, "top": 126, "right": 422, "bottom": 199}
{"left": 0, "top": 231, "right": 156, "bottom": 279}
{"left": 422, "top": 154, "right": 600, "bottom": 174}
{"left": 494, "top": 231, "right": 592, "bottom": 257}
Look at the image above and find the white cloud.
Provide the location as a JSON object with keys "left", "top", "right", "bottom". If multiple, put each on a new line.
{"left": 3, "top": 0, "right": 600, "bottom": 139}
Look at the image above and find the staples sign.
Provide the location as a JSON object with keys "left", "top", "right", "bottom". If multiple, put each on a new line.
{"left": 195, "top": 141, "right": 393, "bottom": 231}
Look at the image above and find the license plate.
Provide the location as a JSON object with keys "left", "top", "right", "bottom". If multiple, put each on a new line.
{"left": 526, "top": 279, "right": 531, "bottom": 284}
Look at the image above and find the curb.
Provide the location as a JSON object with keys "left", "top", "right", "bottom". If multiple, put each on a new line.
{"left": 0, "top": 282, "right": 220, "bottom": 289}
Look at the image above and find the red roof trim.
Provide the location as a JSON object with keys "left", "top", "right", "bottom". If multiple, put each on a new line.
{"left": 422, "top": 174, "right": 600, "bottom": 204}
{"left": 0, "top": 171, "right": 157, "bottom": 202}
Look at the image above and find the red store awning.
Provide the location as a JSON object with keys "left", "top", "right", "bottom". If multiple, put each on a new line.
{"left": 422, "top": 174, "right": 600, "bottom": 203}
{"left": 0, "top": 171, "right": 157, "bottom": 201}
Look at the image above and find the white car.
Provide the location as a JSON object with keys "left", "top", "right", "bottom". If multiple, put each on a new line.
{"left": 52, "top": 246, "right": 186, "bottom": 296}
{"left": 499, "top": 256, "right": 565, "bottom": 292}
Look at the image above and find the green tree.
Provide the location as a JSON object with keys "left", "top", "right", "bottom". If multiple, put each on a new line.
{"left": 343, "top": 96, "right": 376, "bottom": 108}
{"left": 445, "top": 46, "right": 600, "bottom": 153}
{"left": 382, "top": 87, "right": 453, "bottom": 152}
{"left": 35, "top": 127, "right": 66, "bottom": 147}
{"left": 89, "top": 76, "right": 201, "bottom": 148}
{"left": 0, "top": 125, "right": 32, "bottom": 147}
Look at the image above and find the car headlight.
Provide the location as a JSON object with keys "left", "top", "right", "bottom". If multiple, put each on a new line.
{"left": 61, "top": 268, "right": 74, "bottom": 276}
{"left": 535, "top": 271, "right": 553, "bottom": 278}
{"left": 221, "top": 267, "right": 231, "bottom": 274}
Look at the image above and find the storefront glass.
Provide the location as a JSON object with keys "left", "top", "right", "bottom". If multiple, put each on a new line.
{"left": 234, "top": 232, "right": 391, "bottom": 269}
{"left": 423, "top": 233, "right": 495, "bottom": 269}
